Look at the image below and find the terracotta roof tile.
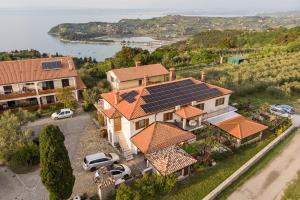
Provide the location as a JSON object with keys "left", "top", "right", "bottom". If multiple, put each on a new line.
{"left": 101, "top": 78, "right": 233, "bottom": 120}
{"left": 146, "top": 146, "right": 197, "bottom": 176}
{"left": 215, "top": 115, "right": 268, "bottom": 139}
{"left": 131, "top": 122, "right": 196, "bottom": 154}
{"left": 0, "top": 57, "right": 80, "bottom": 85}
{"left": 175, "top": 105, "right": 206, "bottom": 119}
{"left": 110, "top": 64, "right": 169, "bottom": 82}
{"left": 102, "top": 107, "right": 122, "bottom": 119}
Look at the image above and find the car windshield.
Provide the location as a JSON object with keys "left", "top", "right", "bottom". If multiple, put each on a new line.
{"left": 56, "top": 111, "right": 61, "bottom": 114}
{"left": 113, "top": 164, "right": 124, "bottom": 171}
{"left": 105, "top": 153, "right": 112, "bottom": 159}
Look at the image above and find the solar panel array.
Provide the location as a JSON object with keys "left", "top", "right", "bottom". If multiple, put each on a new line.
{"left": 41, "top": 61, "right": 63, "bottom": 70}
{"left": 120, "top": 90, "right": 138, "bottom": 103}
{"left": 141, "top": 80, "right": 223, "bottom": 113}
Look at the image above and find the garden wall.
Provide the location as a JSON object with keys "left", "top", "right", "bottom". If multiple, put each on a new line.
{"left": 202, "top": 125, "right": 295, "bottom": 200}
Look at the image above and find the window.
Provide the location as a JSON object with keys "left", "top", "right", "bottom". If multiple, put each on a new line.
{"left": 195, "top": 103, "right": 205, "bottom": 110}
{"left": 163, "top": 112, "right": 173, "bottom": 121}
{"left": 138, "top": 79, "right": 143, "bottom": 86}
{"left": 110, "top": 77, "right": 114, "bottom": 82}
{"left": 62, "top": 79, "right": 70, "bottom": 88}
{"left": 215, "top": 97, "right": 225, "bottom": 106}
{"left": 135, "top": 118, "right": 149, "bottom": 130}
{"left": 3, "top": 85, "right": 13, "bottom": 94}
{"left": 42, "top": 81, "right": 54, "bottom": 90}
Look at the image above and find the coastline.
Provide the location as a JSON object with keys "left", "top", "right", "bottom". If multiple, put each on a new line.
{"left": 55, "top": 35, "right": 182, "bottom": 48}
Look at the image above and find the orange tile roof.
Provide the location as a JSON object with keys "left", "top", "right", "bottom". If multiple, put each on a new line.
{"left": 131, "top": 122, "right": 196, "bottom": 154}
{"left": 101, "top": 107, "right": 122, "bottom": 119}
{"left": 0, "top": 57, "right": 81, "bottom": 86}
{"left": 101, "top": 78, "right": 233, "bottom": 120}
{"left": 109, "top": 64, "right": 169, "bottom": 82}
{"left": 76, "top": 76, "right": 86, "bottom": 90}
{"left": 175, "top": 105, "right": 206, "bottom": 119}
{"left": 146, "top": 146, "right": 197, "bottom": 176}
{"left": 215, "top": 115, "right": 268, "bottom": 139}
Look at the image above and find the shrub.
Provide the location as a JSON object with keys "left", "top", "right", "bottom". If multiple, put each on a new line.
{"left": 116, "top": 174, "right": 177, "bottom": 200}
{"left": 182, "top": 143, "right": 199, "bottom": 154}
{"left": 82, "top": 102, "right": 94, "bottom": 112}
{"left": 9, "top": 142, "right": 39, "bottom": 172}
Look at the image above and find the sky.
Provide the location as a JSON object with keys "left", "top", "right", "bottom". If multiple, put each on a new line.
{"left": 0, "top": 0, "right": 300, "bottom": 14}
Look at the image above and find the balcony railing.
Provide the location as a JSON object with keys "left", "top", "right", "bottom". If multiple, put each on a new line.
{"left": 0, "top": 91, "right": 37, "bottom": 100}
{"left": 94, "top": 99, "right": 104, "bottom": 111}
{"left": 202, "top": 106, "right": 237, "bottom": 121}
{"left": 38, "top": 87, "right": 75, "bottom": 95}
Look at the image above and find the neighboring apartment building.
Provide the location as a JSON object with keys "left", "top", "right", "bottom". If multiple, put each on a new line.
{"left": 98, "top": 71, "right": 236, "bottom": 159}
{"left": 0, "top": 57, "right": 86, "bottom": 110}
{"left": 106, "top": 62, "right": 170, "bottom": 90}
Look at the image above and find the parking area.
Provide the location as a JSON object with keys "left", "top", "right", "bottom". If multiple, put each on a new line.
{"left": 0, "top": 110, "right": 119, "bottom": 199}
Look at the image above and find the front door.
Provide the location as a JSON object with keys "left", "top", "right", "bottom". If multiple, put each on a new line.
{"left": 114, "top": 117, "right": 122, "bottom": 132}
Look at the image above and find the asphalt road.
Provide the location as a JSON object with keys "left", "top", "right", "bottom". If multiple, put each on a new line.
{"left": 227, "top": 115, "right": 300, "bottom": 200}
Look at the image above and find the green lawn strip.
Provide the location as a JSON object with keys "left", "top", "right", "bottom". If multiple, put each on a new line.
{"left": 216, "top": 127, "right": 299, "bottom": 200}
{"left": 161, "top": 135, "right": 276, "bottom": 200}
{"left": 282, "top": 171, "right": 300, "bottom": 200}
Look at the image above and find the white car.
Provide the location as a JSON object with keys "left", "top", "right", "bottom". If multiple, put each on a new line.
{"left": 82, "top": 152, "right": 120, "bottom": 171}
{"left": 95, "top": 164, "right": 131, "bottom": 180}
{"left": 51, "top": 108, "right": 74, "bottom": 120}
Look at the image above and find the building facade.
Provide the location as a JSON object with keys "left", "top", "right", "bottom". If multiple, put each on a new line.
{"left": 106, "top": 63, "right": 170, "bottom": 90}
{"left": 0, "top": 57, "right": 85, "bottom": 110}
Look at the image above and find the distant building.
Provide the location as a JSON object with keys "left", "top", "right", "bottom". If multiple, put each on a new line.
{"left": 106, "top": 62, "right": 169, "bottom": 90}
{"left": 0, "top": 57, "right": 86, "bottom": 111}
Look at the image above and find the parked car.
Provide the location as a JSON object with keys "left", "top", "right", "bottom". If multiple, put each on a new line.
{"left": 82, "top": 152, "right": 120, "bottom": 171}
{"left": 95, "top": 164, "right": 131, "bottom": 180}
{"left": 270, "top": 104, "right": 295, "bottom": 117}
{"left": 51, "top": 108, "right": 74, "bottom": 120}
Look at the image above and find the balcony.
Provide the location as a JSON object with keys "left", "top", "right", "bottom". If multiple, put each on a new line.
{"left": 202, "top": 106, "right": 238, "bottom": 121}
{"left": 0, "top": 91, "right": 37, "bottom": 101}
{"left": 94, "top": 99, "right": 105, "bottom": 111}
{"left": 38, "top": 87, "right": 75, "bottom": 95}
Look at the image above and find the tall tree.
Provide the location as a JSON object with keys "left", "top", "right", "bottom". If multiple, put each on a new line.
{"left": 56, "top": 87, "right": 77, "bottom": 109}
{"left": 40, "top": 125, "right": 75, "bottom": 200}
{"left": 0, "top": 111, "right": 30, "bottom": 161}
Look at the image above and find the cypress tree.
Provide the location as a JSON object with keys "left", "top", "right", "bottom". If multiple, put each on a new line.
{"left": 39, "top": 125, "right": 75, "bottom": 200}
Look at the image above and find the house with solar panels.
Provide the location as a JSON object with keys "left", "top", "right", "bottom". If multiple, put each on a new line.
{"left": 106, "top": 62, "right": 170, "bottom": 90}
{"left": 0, "top": 57, "right": 86, "bottom": 110}
{"left": 96, "top": 69, "right": 240, "bottom": 161}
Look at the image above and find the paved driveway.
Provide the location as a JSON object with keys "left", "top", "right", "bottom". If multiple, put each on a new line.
{"left": 227, "top": 115, "right": 300, "bottom": 200}
{"left": 0, "top": 111, "right": 94, "bottom": 200}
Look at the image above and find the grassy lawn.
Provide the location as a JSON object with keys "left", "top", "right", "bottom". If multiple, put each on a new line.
{"left": 161, "top": 135, "right": 276, "bottom": 200}
{"left": 216, "top": 127, "right": 299, "bottom": 200}
{"left": 282, "top": 171, "right": 300, "bottom": 200}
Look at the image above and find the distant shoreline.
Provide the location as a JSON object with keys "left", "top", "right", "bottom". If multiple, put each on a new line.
{"left": 55, "top": 36, "right": 180, "bottom": 48}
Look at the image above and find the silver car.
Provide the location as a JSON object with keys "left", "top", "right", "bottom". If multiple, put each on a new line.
{"left": 95, "top": 164, "right": 131, "bottom": 180}
{"left": 82, "top": 152, "right": 120, "bottom": 171}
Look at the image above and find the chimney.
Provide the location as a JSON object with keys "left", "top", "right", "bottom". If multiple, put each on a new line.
{"left": 68, "top": 60, "right": 74, "bottom": 70}
{"left": 143, "top": 75, "right": 149, "bottom": 86}
{"left": 201, "top": 71, "right": 206, "bottom": 82}
{"left": 114, "top": 90, "right": 120, "bottom": 105}
{"left": 169, "top": 68, "right": 176, "bottom": 81}
{"left": 135, "top": 61, "right": 141, "bottom": 67}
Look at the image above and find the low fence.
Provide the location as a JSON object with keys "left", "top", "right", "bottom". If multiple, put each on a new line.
{"left": 202, "top": 125, "right": 296, "bottom": 200}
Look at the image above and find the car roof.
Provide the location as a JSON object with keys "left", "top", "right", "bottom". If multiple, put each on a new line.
{"left": 60, "top": 108, "right": 71, "bottom": 112}
{"left": 85, "top": 153, "right": 106, "bottom": 161}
